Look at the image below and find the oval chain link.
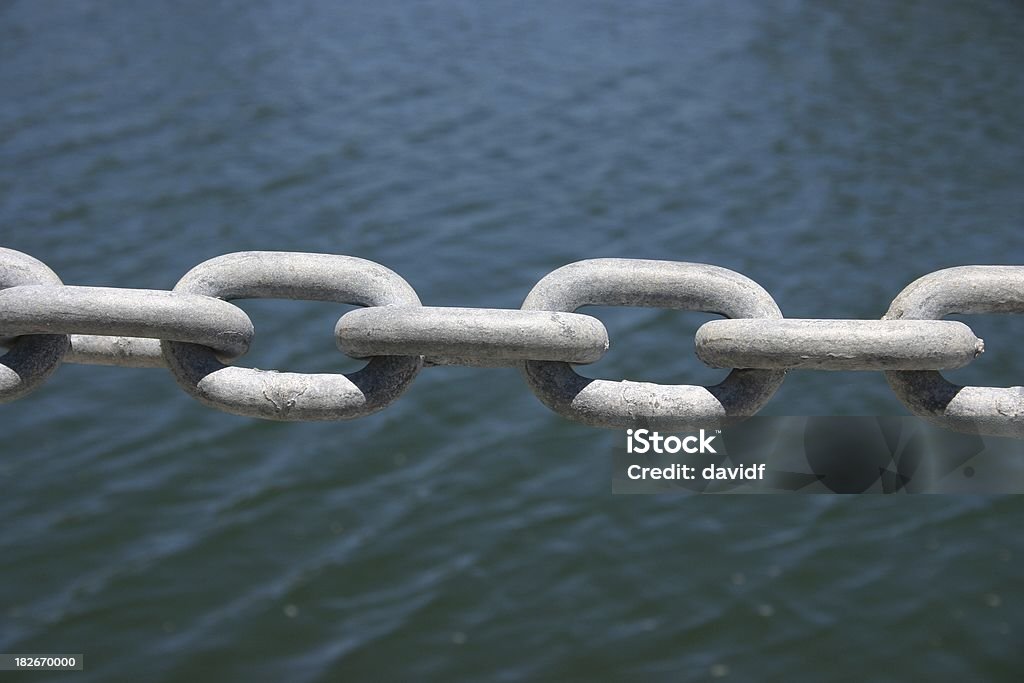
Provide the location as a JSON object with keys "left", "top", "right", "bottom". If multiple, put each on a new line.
{"left": 336, "top": 306, "right": 609, "bottom": 366}
{"left": 160, "top": 252, "right": 422, "bottom": 421}
{"left": 0, "top": 248, "right": 69, "bottom": 401}
{"left": 519, "top": 259, "right": 786, "bottom": 431}
{"left": 0, "top": 285, "right": 254, "bottom": 360}
{"left": 884, "top": 266, "right": 1024, "bottom": 437}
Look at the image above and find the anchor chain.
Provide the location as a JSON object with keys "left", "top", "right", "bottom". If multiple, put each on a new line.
{"left": 2, "top": 247, "right": 1019, "bottom": 436}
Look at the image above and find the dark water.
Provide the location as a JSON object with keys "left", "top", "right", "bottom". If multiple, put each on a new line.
{"left": 2, "top": 0, "right": 1023, "bottom": 680}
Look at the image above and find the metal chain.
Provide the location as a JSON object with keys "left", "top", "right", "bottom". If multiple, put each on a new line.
{"left": 1, "top": 247, "right": 1021, "bottom": 436}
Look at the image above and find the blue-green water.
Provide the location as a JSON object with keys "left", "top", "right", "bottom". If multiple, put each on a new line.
{"left": 2, "top": 0, "right": 1023, "bottom": 680}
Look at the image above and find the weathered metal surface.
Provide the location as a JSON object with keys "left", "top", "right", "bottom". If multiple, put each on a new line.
{"left": 0, "top": 285, "right": 253, "bottom": 359}
{"left": 1, "top": 334, "right": 167, "bottom": 368}
{"left": 63, "top": 336, "right": 166, "bottom": 368}
{"left": 1, "top": 248, "right": 1019, "bottom": 437}
{"left": 884, "top": 266, "right": 1024, "bottom": 437}
{"left": 0, "top": 248, "right": 69, "bottom": 401}
{"left": 161, "top": 252, "right": 422, "bottom": 421}
{"left": 337, "top": 306, "right": 608, "bottom": 366}
{"left": 696, "top": 319, "right": 983, "bottom": 370}
{"left": 519, "top": 259, "right": 786, "bottom": 430}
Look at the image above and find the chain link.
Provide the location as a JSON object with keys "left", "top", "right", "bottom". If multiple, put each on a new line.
{"left": 337, "top": 307, "right": 609, "bottom": 366}
{"left": 160, "top": 251, "right": 423, "bottom": 421}
{"left": 1, "top": 248, "right": 1021, "bottom": 436}
{"left": 0, "top": 248, "right": 69, "bottom": 401}
{"left": 695, "top": 319, "right": 983, "bottom": 371}
{"left": 883, "top": 266, "right": 1024, "bottom": 438}
{"left": 0, "top": 285, "right": 254, "bottom": 360}
{"left": 519, "top": 259, "right": 786, "bottom": 431}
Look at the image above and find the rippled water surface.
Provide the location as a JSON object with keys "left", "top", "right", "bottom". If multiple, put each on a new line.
{"left": 2, "top": 1, "right": 1023, "bottom": 680}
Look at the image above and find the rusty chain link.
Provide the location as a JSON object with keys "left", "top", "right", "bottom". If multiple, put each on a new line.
{"left": 1, "top": 247, "right": 1020, "bottom": 436}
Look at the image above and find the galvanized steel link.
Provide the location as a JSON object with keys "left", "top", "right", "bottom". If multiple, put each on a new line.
{"left": 0, "top": 285, "right": 254, "bottom": 360}
{"left": 336, "top": 307, "right": 609, "bottom": 366}
{"left": 519, "top": 259, "right": 786, "bottom": 431}
{"left": 160, "top": 251, "right": 423, "bottom": 421}
{"left": 884, "top": 266, "right": 1024, "bottom": 437}
{"left": 61, "top": 336, "right": 168, "bottom": 368}
{"left": 0, "top": 248, "right": 69, "bottom": 401}
{"left": 695, "top": 319, "right": 984, "bottom": 371}
{"left": 1, "top": 333, "right": 169, "bottom": 368}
